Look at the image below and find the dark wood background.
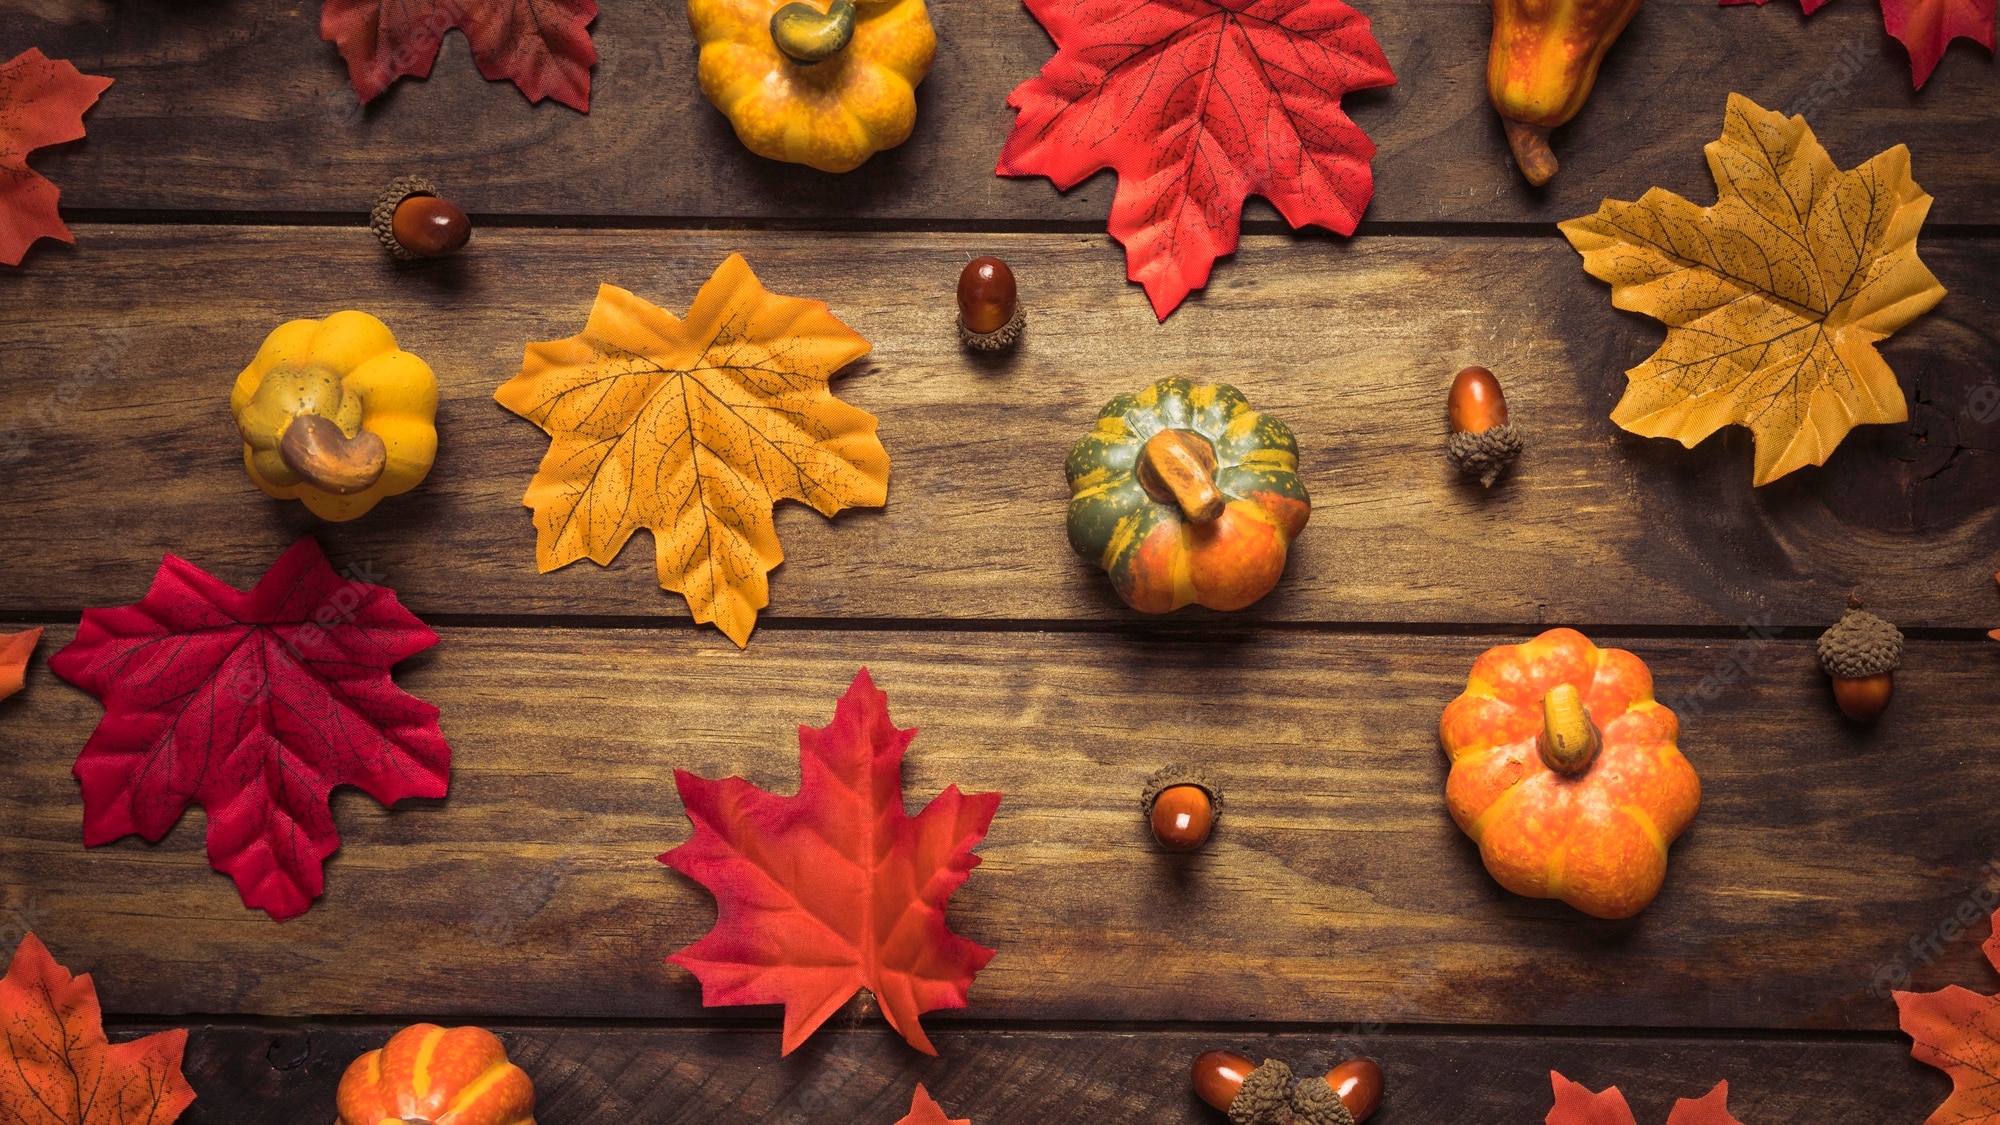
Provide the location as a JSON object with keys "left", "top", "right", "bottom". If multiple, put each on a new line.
{"left": 1, "top": 0, "right": 1996, "bottom": 1119}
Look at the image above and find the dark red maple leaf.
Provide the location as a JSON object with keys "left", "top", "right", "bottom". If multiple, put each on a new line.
{"left": 0, "top": 49, "right": 112, "bottom": 267}
{"left": 0, "top": 933, "right": 195, "bottom": 1125}
{"left": 1720, "top": 0, "right": 1994, "bottom": 88}
{"left": 48, "top": 538, "right": 450, "bottom": 921}
{"left": 321, "top": 0, "right": 598, "bottom": 111}
{"left": 1547, "top": 1072, "right": 1744, "bottom": 1125}
{"left": 1896, "top": 904, "right": 2000, "bottom": 1122}
{"left": 996, "top": 0, "right": 1395, "bottom": 320}
{"left": 661, "top": 669, "right": 1001, "bottom": 1056}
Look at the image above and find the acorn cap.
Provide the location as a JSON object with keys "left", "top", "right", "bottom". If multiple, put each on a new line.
{"left": 1141, "top": 763, "right": 1222, "bottom": 817}
{"left": 959, "top": 304, "right": 1025, "bottom": 351}
{"left": 1289, "top": 1076, "right": 1357, "bottom": 1125}
{"left": 1229, "top": 1059, "right": 1294, "bottom": 1125}
{"left": 1818, "top": 605, "right": 1903, "bottom": 678}
{"left": 371, "top": 174, "right": 439, "bottom": 261}
{"left": 1446, "top": 423, "right": 1523, "bottom": 488}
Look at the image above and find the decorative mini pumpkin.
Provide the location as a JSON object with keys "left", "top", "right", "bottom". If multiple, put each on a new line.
{"left": 1439, "top": 628, "right": 1700, "bottom": 920}
{"left": 336, "top": 1023, "right": 535, "bottom": 1125}
{"left": 689, "top": 0, "right": 935, "bottom": 173}
{"left": 1066, "top": 378, "right": 1310, "bottom": 613}
{"left": 230, "top": 311, "right": 438, "bottom": 522}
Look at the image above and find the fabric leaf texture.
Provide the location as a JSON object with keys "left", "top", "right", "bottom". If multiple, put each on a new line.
{"left": 1896, "top": 903, "right": 2000, "bottom": 1123}
{"left": 321, "top": 0, "right": 599, "bottom": 110}
{"left": 1720, "top": 0, "right": 1994, "bottom": 87}
{"left": 0, "top": 49, "right": 112, "bottom": 266}
{"left": 1547, "top": 1072, "right": 1744, "bottom": 1125}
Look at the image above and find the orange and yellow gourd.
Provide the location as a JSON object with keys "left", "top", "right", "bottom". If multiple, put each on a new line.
{"left": 335, "top": 1023, "right": 536, "bottom": 1125}
{"left": 1439, "top": 628, "right": 1700, "bottom": 920}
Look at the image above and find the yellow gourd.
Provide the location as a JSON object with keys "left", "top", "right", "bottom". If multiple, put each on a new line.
{"left": 689, "top": 0, "right": 935, "bottom": 173}
{"left": 230, "top": 311, "right": 438, "bottom": 522}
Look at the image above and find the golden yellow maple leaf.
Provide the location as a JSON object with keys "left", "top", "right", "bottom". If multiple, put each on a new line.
{"left": 495, "top": 254, "right": 888, "bottom": 646}
{"left": 1560, "top": 93, "right": 1946, "bottom": 486}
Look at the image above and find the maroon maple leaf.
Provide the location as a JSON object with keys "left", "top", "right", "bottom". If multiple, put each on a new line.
{"left": 321, "top": 0, "right": 599, "bottom": 111}
{"left": 996, "top": 0, "right": 1395, "bottom": 320}
{"left": 49, "top": 538, "right": 450, "bottom": 921}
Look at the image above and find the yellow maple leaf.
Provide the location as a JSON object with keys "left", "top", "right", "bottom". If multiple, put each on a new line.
{"left": 1560, "top": 93, "right": 1946, "bottom": 486}
{"left": 496, "top": 254, "right": 888, "bottom": 646}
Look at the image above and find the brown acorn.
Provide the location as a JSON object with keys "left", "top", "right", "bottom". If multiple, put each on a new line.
{"left": 1445, "top": 365, "right": 1523, "bottom": 487}
{"left": 1142, "top": 764, "right": 1221, "bottom": 851}
{"left": 371, "top": 175, "right": 471, "bottom": 260}
{"left": 1817, "top": 595, "right": 1902, "bottom": 722}
{"left": 957, "top": 256, "right": 1024, "bottom": 351}
{"left": 1192, "top": 1051, "right": 1382, "bottom": 1124}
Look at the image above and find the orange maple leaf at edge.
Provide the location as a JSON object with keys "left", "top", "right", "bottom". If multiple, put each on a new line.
{"left": 0, "top": 933, "right": 194, "bottom": 1125}
{"left": 496, "top": 254, "right": 888, "bottom": 647}
{"left": 1547, "top": 1071, "right": 1744, "bottom": 1124}
{"left": 0, "top": 627, "right": 41, "bottom": 700}
{"left": 0, "top": 50, "right": 112, "bottom": 266}
{"left": 896, "top": 1084, "right": 973, "bottom": 1125}
{"left": 1898, "top": 905, "right": 2000, "bottom": 1122}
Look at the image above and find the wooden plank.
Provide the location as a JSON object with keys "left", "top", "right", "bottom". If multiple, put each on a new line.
{"left": 7, "top": 627, "right": 1999, "bottom": 1031}
{"left": 3, "top": 228, "right": 1995, "bottom": 629}
{"left": 156, "top": 1023, "right": 1947, "bottom": 1122}
{"left": 5, "top": 0, "right": 1994, "bottom": 227}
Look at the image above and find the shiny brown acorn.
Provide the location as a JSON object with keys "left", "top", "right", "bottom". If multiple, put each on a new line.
{"left": 371, "top": 174, "right": 472, "bottom": 260}
{"left": 1445, "top": 365, "right": 1522, "bottom": 487}
{"left": 1192, "top": 1050, "right": 1383, "bottom": 1123}
{"left": 1817, "top": 595, "right": 1903, "bottom": 723}
{"left": 957, "top": 256, "right": 1024, "bottom": 351}
{"left": 1142, "top": 765, "right": 1221, "bottom": 852}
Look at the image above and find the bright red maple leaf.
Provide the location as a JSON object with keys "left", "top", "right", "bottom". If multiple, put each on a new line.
{"left": 1547, "top": 1072, "right": 1744, "bottom": 1125}
{"left": 321, "top": 0, "right": 598, "bottom": 111}
{"left": 0, "top": 933, "right": 194, "bottom": 1125}
{"left": 0, "top": 49, "right": 111, "bottom": 267}
{"left": 895, "top": 1084, "right": 971, "bottom": 1125}
{"left": 1720, "top": 0, "right": 1995, "bottom": 87}
{"left": 48, "top": 538, "right": 450, "bottom": 922}
{"left": 1896, "top": 904, "right": 2000, "bottom": 1122}
{"left": 661, "top": 669, "right": 1001, "bottom": 1056}
{"left": 996, "top": 0, "right": 1395, "bottom": 320}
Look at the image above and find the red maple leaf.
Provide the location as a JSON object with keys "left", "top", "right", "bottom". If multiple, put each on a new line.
{"left": 1896, "top": 904, "right": 2000, "bottom": 1121}
{"left": 0, "top": 933, "right": 194, "bottom": 1125}
{"left": 1547, "top": 1072, "right": 1745, "bottom": 1125}
{"left": 996, "top": 0, "right": 1395, "bottom": 320}
{"left": 48, "top": 538, "right": 451, "bottom": 922}
{"left": 660, "top": 669, "right": 1000, "bottom": 1056}
{"left": 1720, "top": 0, "right": 1995, "bottom": 88}
{"left": 321, "top": 0, "right": 598, "bottom": 111}
{"left": 894, "top": 1084, "right": 971, "bottom": 1125}
{"left": 0, "top": 49, "right": 111, "bottom": 267}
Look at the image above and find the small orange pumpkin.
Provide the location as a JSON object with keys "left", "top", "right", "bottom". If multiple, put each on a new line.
{"left": 1439, "top": 627, "right": 1700, "bottom": 920}
{"left": 335, "top": 1023, "right": 536, "bottom": 1125}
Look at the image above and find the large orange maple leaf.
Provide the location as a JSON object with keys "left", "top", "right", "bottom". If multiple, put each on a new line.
{"left": 660, "top": 669, "right": 1001, "bottom": 1056}
{"left": 0, "top": 933, "right": 195, "bottom": 1124}
{"left": 496, "top": 254, "right": 889, "bottom": 647}
{"left": 1547, "top": 1072, "right": 1743, "bottom": 1125}
{"left": 0, "top": 49, "right": 112, "bottom": 267}
{"left": 1897, "top": 904, "right": 2000, "bottom": 1121}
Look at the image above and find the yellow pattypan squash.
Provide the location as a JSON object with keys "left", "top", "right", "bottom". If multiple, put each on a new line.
{"left": 230, "top": 311, "right": 438, "bottom": 522}
{"left": 689, "top": 0, "right": 935, "bottom": 173}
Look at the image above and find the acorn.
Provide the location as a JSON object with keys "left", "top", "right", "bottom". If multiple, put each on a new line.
{"left": 1817, "top": 595, "right": 1903, "bottom": 722}
{"left": 957, "top": 256, "right": 1023, "bottom": 351}
{"left": 371, "top": 175, "right": 471, "bottom": 260}
{"left": 1192, "top": 1051, "right": 1382, "bottom": 1125}
{"left": 1142, "top": 764, "right": 1220, "bottom": 851}
{"left": 1445, "top": 365, "right": 1523, "bottom": 487}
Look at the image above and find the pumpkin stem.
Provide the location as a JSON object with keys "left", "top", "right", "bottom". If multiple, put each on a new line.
{"left": 1136, "top": 429, "right": 1225, "bottom": 523}
{"left": 1503, "top": 119, "right": 1558, "bottom": 186}
{"left": 771, "top": 0, "right": 857, "bottom": 64}
{"left": 1537, "top": 683, "right": 1601, "bottom": 776}
{"left": 279, "top": 414, "right": 388, "bottom": 496}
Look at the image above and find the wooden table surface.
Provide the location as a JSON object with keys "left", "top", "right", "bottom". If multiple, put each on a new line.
{"left": 2, "top": 1, "right": 1996, "bottom": 1120}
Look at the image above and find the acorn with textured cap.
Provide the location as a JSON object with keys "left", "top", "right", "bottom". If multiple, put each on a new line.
{"left": 1445, "top": 365, "right": 1522, "bottom": 487}
{"left": 1142, "top": 764, "right": 1221, "bottom": 851}
{"left": 1191, "top": 1051, "right": 1382, "bottom": 1124}
{"left": 1817, "top": 596, "right": 1903, "bottom": 722}
{"left": 371, "top": 175, "right": 471, "bottom": 260}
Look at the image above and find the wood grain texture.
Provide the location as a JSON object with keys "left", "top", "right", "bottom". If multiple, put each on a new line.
{"left": 153, "top": 1023, "right": 1950, "bottom": 1123}
{"left": 7, "top": 627, "right": 1999, "bottom": 1031}
{"left": 2, "top": 228, "right": 1994, "bottom": 629}
{"left": 2, "top": 0, "right": 1993, "bottom": 226}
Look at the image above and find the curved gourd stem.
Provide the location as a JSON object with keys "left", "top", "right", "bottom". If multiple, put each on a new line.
{"left": 280, "top": 414, "right": 388, "bottom": 495}
{"left": 1537, "top": 683, "right": 1601, "bottom": 775}
{"left": 1137, "top": 429, "right": 1225, "bottom": 523}
{"left": 1504, "top": 119, "right": 1559, "bottom": 186}
{"left": 771, "top": 0, "right": 857, "bottom": 64}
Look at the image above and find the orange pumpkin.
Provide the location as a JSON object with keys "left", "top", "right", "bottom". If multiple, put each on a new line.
{"left": 336, "top": 1023, "right": 536, "bottom": 1125}
{"left": 1439, "top": 627, "right": 1700, "bottom": 920}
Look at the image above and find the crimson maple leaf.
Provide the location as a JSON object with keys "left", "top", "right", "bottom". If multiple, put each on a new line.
{"left": 996, "top": 0, "right": 1395, "bottom": 320}
{"left": 660, "top": 669, "right": 1001, "bottom": 1056}
{"left": 1547, "top": 1072, "right": 1744, "bottom": 1125}
{"left": 0, "top": 49, "right": 112, "bottom": 267}
{"left": 1720, "top": 0, "right": 1995, "bottom": 87}
{"left": 1896, "top": 903, "right": 2000, "bottom": 1121}
{"left": 321, "top": 0, "right": 599, "bottom": 111}
{"left": 48, "top": 538, "right": 451, "bottom": 921}
{"left": 0, "top": 933, "right": 194, "bottom": 1125}
{"left": 895, "top": 1084, "right": 972, "bottom": 1125}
